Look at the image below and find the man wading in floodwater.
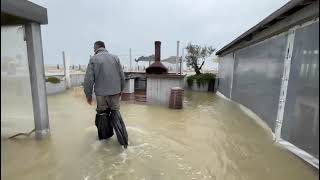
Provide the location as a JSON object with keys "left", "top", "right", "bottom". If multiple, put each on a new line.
{"left": 84, "top": 41, "right": 128, "bottom": 148}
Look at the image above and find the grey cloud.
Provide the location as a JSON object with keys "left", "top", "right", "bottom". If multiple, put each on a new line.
{"left": 30, "top": 0, "right": 289, "bottom": 66}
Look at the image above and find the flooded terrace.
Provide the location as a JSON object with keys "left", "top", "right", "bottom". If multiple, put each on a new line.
{"left": 1, "top": 89, "right": 318, "bottom": 180}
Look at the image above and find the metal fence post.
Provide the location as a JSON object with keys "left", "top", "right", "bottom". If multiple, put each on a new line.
{"left": 275, "top": 28, "right": 296, "bottom": 141}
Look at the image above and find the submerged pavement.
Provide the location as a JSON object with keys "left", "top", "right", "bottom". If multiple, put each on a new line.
{"left": 1, "top": 89, "right": 318, "bottom": 180}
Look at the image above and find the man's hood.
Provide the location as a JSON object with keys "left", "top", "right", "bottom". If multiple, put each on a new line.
{"left": 95, "top": 47, "right": 108, "bottom": 54}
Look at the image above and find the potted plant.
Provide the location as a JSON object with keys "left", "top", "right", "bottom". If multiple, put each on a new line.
{"left": 45, "top": 76, "right": 66, "bottom": 95}
{"left": 187, "top": 73, "right": 216, "bottom": 91}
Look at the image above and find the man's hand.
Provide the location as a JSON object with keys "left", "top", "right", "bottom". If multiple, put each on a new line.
{"left": 87, "top": 96, "right": 92, "bottom": 105}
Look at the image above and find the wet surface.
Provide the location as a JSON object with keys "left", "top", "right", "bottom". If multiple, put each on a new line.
{"left": 1, "top": 89, "right": 318, "bottom": 180}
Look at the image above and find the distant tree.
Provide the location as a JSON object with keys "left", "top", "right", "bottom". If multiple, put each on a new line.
{"left": 57, "top": 64, "right": 59, "bottom": 69}
{"left": 79, "top": 64, "right": 81, "bottom": 70}
{"left": 185, "top": 43, "right": 215, "bottom": 75}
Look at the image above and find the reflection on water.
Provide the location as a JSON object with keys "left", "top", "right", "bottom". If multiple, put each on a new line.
{"left": 1, "top": 90, "right": 318, "bottom": 180}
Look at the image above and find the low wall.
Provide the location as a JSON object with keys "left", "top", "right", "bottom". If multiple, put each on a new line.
{"left": 45, "top": 73, "right": 136, "bottom": 96}
{"left": 46, "top": 81, "right": 66, "bottom": 95}
{"left": 135, "top": 77, "right": 146, "bottom": 90}
{"left": 45, "top": 73, "right": 85, "bottom": 95}
{"left": 123, "top": 79, "right": 135, "bottom": 93}
{"left": 70, "top": 74, "right": 85, "bottom": 87}
{"left": 191, "top": 81, "right": 209, "bottom": 92}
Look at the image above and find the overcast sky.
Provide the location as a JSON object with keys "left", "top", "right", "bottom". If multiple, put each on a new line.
{"left": 30, "top": 0, "right": 289, "bottom": 66}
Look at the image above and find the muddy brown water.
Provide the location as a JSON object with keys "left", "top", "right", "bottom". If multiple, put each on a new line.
{"left": 1, "top": 89, "right": 318, "bottom": 180}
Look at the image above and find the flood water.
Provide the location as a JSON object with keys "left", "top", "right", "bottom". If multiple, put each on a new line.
{"left": 1, "top": 89, "right": 318, "bottom": 180}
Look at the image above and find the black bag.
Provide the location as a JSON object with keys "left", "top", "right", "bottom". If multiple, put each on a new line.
{"left": 95, "top": 109, "right": 114, "bottom": 140}
{"left": 110, "top": 110, "right": 128, "bottom": 148}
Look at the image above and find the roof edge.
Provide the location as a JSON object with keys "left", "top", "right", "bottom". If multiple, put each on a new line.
{"left": 1, "top": 0, "right": 48, "bottom": 24}
{"left": 216, "top": 0, "right": 316, "bottom": 56}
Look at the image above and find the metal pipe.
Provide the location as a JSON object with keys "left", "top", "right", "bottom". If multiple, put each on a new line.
{"left": 155, "top": 41, "right": 161, "bottom": 62}
{"left": 129, "top": 48, "right": 132, "bottom": 71}
{"left": 176, "top": 41, "right": 180, "bottom": 74}
{"left": 180, "top": 46, "right": 183, "bottom": 75}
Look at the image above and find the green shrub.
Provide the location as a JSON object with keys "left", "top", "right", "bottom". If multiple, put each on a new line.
{"left": 186, "top": 73, "right": 216, "bottom": 88}
{"left": 46, "top": 76, "right": 61, "bottom": 84}
{"left": 187, "top": 76, "right": 194, "bottom": 87}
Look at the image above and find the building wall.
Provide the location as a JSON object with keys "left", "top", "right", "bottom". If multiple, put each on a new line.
{"left": 232, "top": 33, "right": 288, "bottom": 130}
{"left": 217, "top": 19, "right": 319, "bottom": 161}
{"left": 281, "top": 21, "right": 319, "bottom": 159}
{"left": 217, "top": 53, "right": 234, "bottom": 98}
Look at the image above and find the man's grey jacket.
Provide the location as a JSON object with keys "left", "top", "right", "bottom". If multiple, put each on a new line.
{"left": 84, "top": 48, "right": 125, "bottom": 98}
